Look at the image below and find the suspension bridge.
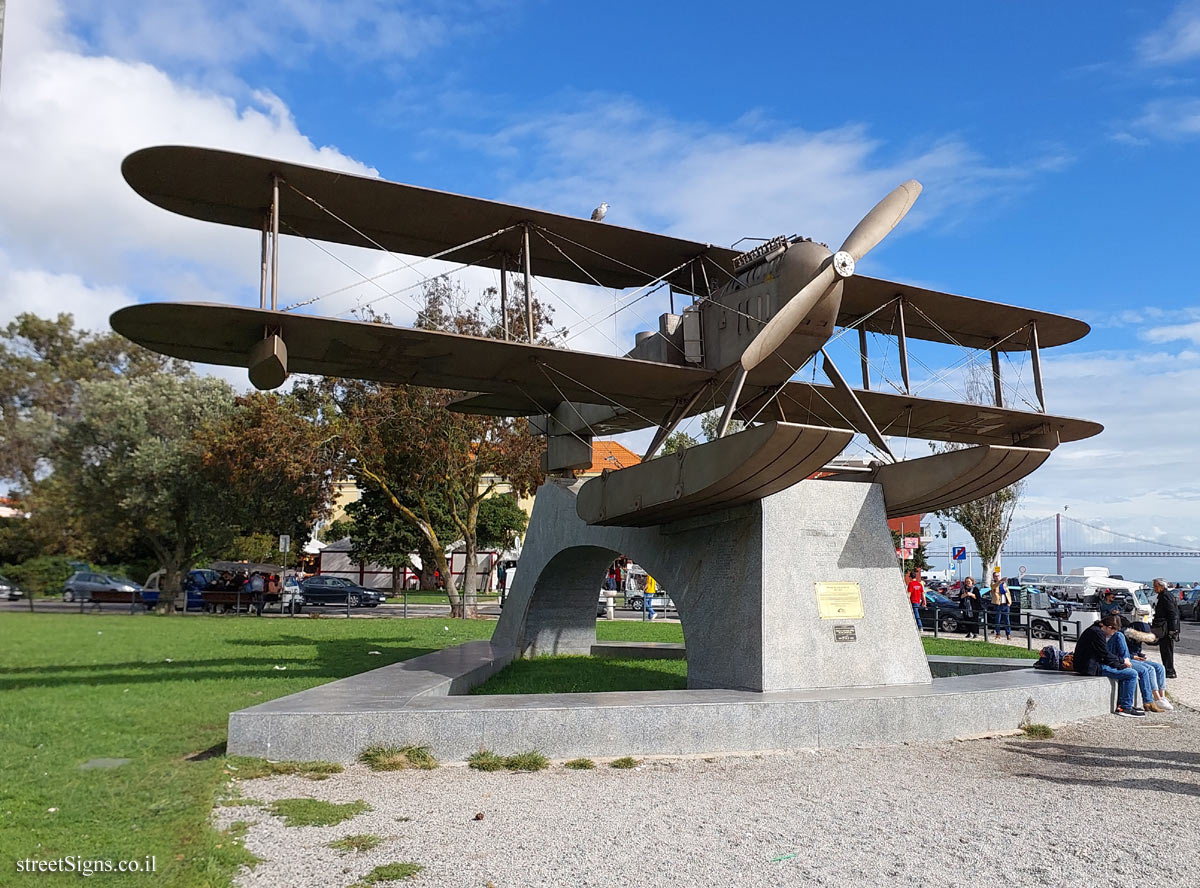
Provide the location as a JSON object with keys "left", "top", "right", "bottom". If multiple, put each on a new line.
{"left": 926, "top": 513, "right": 1200, "bottom": 574}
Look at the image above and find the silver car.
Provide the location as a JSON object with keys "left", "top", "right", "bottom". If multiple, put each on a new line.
{"left": 0, "top": 573, "right": 22, "bottom": 601}
{"left": 62, "top": 572, "right": 142, "bottom": 603}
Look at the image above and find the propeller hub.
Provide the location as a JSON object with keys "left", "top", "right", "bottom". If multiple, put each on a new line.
{"left": 831, "top": 250, "right": 855, "bottom": 278}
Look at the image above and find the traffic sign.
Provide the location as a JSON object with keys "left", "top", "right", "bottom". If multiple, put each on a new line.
{"left": 952, "top": 546, "right": 966, "bottom": 561}
{"left": 278, "top": 534, "right": 291, "bottom": 553}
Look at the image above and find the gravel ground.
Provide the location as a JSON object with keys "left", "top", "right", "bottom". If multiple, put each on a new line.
{"left": 219, "top": 654, "right": 1199, "bottom": 888}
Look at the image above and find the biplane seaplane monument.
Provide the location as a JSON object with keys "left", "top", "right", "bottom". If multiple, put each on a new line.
{"left": 112, "top": 146, "right": 1110, "bottom": 760}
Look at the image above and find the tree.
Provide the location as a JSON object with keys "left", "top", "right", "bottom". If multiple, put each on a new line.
{"left": 327, "top": 280, "right": 549, "bottom": 615}
{"left": 344, "top": 484, "right": 455, "bottom": 594}
{"left": 700, "top": 409, "right": 743, "bottom": 442}
{"left": 476, "top": 494, "right": 528, "bottom": 552}
{"left": 335, "top": 378, "right": 542, "bottom": 615}
{"left": 0, "top": 312, "right": 187, "bottom": 490}
{"left": 56, "top": 375, "right": 241, "bottom": 610}
{"left": 0, "top": 516, "right": 38, "bottom": 565}
{"left": 196, "top": 390, "right": 340, "bottom": 557}
{"left": 660, "top": 431, "right": 698, "bottom": 455}
{"left": 936, "top": 485, "right": 1022, "bottom": 580}
{"left": 653, "top": 411, "right": 739, "bottom": 457}
{"left": 222, "top": 533, "right": 279, "bottom": 564}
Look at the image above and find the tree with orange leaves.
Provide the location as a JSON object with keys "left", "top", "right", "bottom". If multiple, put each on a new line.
{"left": 313, "top": 278, "right": 552, "bottom": 617}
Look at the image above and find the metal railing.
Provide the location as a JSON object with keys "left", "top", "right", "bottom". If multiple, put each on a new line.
{"left": 925, "top": 608, "right": 1082, "bottom": 651}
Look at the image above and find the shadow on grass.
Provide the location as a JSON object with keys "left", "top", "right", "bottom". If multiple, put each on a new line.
{"left": 185, "top": 742, "right": 228, "bottom": 762}
{"left": 0, "top": 642, "right": 442, "bottom": 691}
{"left": 472, "top": 655, "right": 687, "bottom": 695}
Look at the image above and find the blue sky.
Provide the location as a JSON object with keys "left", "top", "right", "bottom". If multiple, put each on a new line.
{"left": 2, "top": 1, "right": 1199, "bottom": 578}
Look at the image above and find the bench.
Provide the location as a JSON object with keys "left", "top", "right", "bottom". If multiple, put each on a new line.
{"left": 85, "top": 590, "right": 150, "bottom": 611}
{"left": 201, "top": 590, "right": 283, "bottom": 612}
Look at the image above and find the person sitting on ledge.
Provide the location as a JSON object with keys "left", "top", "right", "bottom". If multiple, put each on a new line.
{"left": 1106, "top": 617, "right": 1171, "bottom": 713}
{"left": 1121, "top": 624, "right": 1173, "bottom": 711}
{"left": 1072, "top": 615, "right": 1144, "bottom": 718}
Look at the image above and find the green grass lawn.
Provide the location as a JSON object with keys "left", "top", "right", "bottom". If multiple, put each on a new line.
{"left": 471, "top": 632, "right": 1036, "bottom": 695}
{"left": 923, "top": 637, "right": 1039, "bottom": 659}
{"left": 0, "top": 614, "right": 495, "bottom": 888}
{"left": 0, "top": 613, "right": 1033, "bottom": 887}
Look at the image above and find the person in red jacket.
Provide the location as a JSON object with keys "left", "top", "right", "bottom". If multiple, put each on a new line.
{"left": 907, "top": 570, "right": 927, "bottom": 630}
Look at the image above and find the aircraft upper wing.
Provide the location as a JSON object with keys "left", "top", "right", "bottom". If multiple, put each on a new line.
{"left": 122, "top": 146, "right": 739, "bottom": 291}
{"left": 840, "top": 276, "right": 1089, "bottom": 350}
{"left": 122, "top": 145, "right": 1089, "bottom": 351}
{"left": 110, "top": 302, "right": 713, "bottom": 422}
{"left": 736, "top": 380, "right": 1103, "bottom": 447}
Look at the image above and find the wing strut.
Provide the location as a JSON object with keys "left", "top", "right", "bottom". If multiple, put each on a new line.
{"left": 643, "top": 384, "right": 708, "bottom": 461}
{"left": 820, "top": 349, "right": 895, "bottom": 462}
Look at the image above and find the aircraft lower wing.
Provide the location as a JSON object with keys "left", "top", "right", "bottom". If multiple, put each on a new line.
{"left": 109, "top": 302, "right": 712, "bottom": 421}
{"left": 736, "top": 381, "right": 1102, "bottom": 447}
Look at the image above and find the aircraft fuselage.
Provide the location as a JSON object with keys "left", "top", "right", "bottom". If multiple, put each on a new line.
{"left": 626, "top": 237, "right": 841, "bottom": 388}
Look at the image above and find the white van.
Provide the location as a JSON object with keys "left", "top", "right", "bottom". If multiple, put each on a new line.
{"left": 1018, "top": 569, "right": 1152, "bottom": 621}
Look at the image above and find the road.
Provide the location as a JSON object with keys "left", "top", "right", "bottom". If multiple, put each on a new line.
{"left": 0, "top": 596, "right": 676, "bottom": 622}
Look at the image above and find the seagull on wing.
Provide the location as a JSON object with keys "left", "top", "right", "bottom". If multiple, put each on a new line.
{"left": 590, "top": 201, "right": 609, "bottom": 222}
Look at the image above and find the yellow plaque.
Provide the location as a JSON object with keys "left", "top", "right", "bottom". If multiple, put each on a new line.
{"left": 815, "top": 581, "right": 864, "bottom": 620}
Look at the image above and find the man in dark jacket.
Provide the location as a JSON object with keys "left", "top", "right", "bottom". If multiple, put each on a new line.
{"left": 1151, "top": 578, "right": 1182, "bottom": 679}
{"left": 1073, "top": 616, "right": 1144, "bottom": 717}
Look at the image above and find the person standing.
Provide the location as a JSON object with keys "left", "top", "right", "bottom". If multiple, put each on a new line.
{"left": 907, "top": 571, "right": 927, "bottom": 630}
{"left": 990, "top": 570, "right": 1012, "bottom": 640}
{"left": 249, "top": 571, "right": 265, "bottom": 616}
{"left": 959, "top": 577, "right": 979, "bottom": 638}
{"left": 1151, "top": 577, "right": 1182, "bottom": 679}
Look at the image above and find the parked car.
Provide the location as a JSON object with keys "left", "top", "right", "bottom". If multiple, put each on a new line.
{"left": 916, "top": 590, "right": 963, "bottom": 632}
{"left": 299, "top": 575, "right": 386, "bottom": 607}
{"left": 0, "top": 573, "right": 23, "bottom": 601}
{"left": 141, "top": 569, "right": 211, "bottom": 610}
{"left": 1181, "top": 588, "right": 1200, "bottom": 621}
{"left": 61, "top": 572, "right": 142, "bottom": 603}
{"left": 625, "top": 592, "right": 676, "bottom": 612}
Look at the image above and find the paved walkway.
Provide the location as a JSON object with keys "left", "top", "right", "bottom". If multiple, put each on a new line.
{"left": 221, "top": 701, "right": 1200, "bottom": 888}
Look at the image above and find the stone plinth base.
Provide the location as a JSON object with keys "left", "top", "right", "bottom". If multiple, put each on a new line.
{"left": 493, "top": 478, "right": 931, "bottom": 692}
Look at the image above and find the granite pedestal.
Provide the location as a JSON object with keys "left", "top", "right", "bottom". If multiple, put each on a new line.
{"left": 226, "top": 642, "right": 1112, "bottom": 762}
{"left": 224, "top": 478, "right": 1120, "bottom": 765}
{"left": 493, "top": 478, "right": 930, "bottom": 692}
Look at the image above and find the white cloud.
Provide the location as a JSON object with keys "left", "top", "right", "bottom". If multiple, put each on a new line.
{"left": 471, "top": 102, "right": 1063, "bottom": 250}
{"left": 0, "top": 262, "right": 131, "bottom": 334}
{"left": 0, "top": 1, "right": 435, "bottom": 341}
{"left": 1142, "top": 319, "right": 1200, "bottom": 345}
{"left": 1123, "top": 97, "right": 1200, "bottom": 141}
{"left": 1016, "top": 345, "right": 1200, "bottom": 539}
{"left": 1138, "top": 1, "right": 1200, "bottom": 65}
{"left": 62, "top": 0, "right": 468, "bottom": 72}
